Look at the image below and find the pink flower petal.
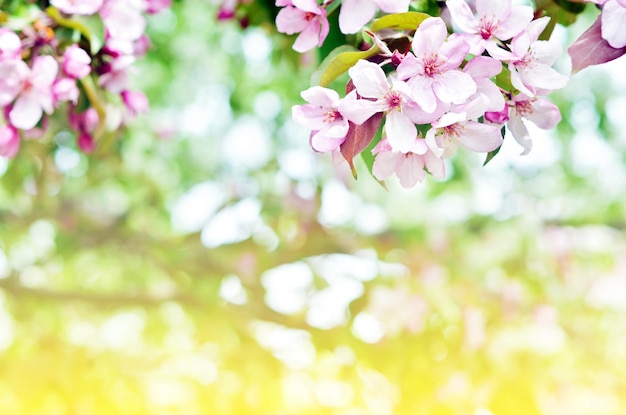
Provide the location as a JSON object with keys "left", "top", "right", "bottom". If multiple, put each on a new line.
{"left": 602, "top": 0, "right": 626, "bottom": 48}
{"left": 348, "top": 60, "right": 389, "bottom": 99}
{"left": 433, "top": 71, "right": 476, "bottom": 105}
{"left": 276, "top": 7, "right": 308, "bottom": 34}
{"left": 458, "top": 121, "right": 502, "bottom": 153}
{"left": 447, "top": 0, "right": 479, "bottom": 34}
{"left": 293, "top": 20, "right": 322, "bottom": 52}
{"left": 385, "top": 110, "right": 417, "bottom": 153}
{"left": 10, "top": 93, "right": 43, "bottom": 130}
{"left": 396, "top": 153, "right": 426, "bottom": 187}
{"left": 339, "top": 0, "right": 376, "bottom": 34}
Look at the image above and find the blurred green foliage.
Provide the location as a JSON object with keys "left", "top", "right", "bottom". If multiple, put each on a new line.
{"left": 1, "top": 2, "right": 626, "bottom": 414}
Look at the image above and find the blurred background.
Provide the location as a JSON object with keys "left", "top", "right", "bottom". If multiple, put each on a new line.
{"left": 1, "top": 1, "right": 626, "bottom": 414}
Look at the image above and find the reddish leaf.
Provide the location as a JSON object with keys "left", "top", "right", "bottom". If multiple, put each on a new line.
{"left": 340, "top": 113, "right": 383, "bottom": 179}
{"left": 568, "top": 16, "right": 626, "bottom": 73}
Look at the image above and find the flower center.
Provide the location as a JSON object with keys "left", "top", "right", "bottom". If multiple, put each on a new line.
{"left": 383, "top": 91, "right": 403, "bottom": 112}
{"left": 478, "top": 16, "right": 500, "bottom": 40}
{"left": 423, "top": 55, "right": 443, "bottom": 77}
{"left": 514, "top": 99, "right": 533, "bottom": 116}
{"left": 442, "top": 124, "right": 462, "bottom": 142}
{"left": 323, "top": 110, "right": 341, "bottom": 123}
{"left": 304, "top": 12, "right": 316, "bottom": 21}
{"left": 22, "top": 79, "right": 33, "bottom": 93}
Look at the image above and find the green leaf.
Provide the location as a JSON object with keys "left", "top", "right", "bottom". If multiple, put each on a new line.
{"left": 46, "top": 7, "right": 105, "bottom": 54}
{"left": 495, "top": 66, "right": 513, "bottom": 92}
{"left": 370, "top": 12, "right": 430, "bottom": 32}
{"left": 315, "top": 45, "right": 380, "bottom": 87}
{"left": 483, "top": 127, "right": 505, "bottom": 166}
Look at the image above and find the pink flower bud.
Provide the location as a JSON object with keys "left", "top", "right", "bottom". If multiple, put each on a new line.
{"left": 121, "top": 90, "right": 149, "bottom": 118}
{"left": 133, "top": 34, "right": 152, "bottom": 57}
{"left": 62, "top": 45, "right": 92, "bottom": 79}
{"left": 146, "top": 0, "right": 171, "bottom": 14}
{"left": 53, "top": 78, "right": 79, "bottom": 105}
{"left": 83, "top": 108, "right": 99, "bottom": 133}
{"left": 0, "top": 125, "right": 19, "bottom": 158}
{"left": 485, "top": 105, "right": 509, "bottom": 124}
{"left": 77, "top": 132, "right": 95, "bottom": 153}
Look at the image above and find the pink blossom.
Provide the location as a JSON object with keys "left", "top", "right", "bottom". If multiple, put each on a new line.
{"left": 121, "top": 90, "right": 149, "bottom": 118}
{"left": 497, "top": 17, "right": 568, "bottom": 96}
{"left": 62, "top": 45, "right": 92, "bottom": 79}
{"left": 50, "top": 0, "right": 103, "bottom": 15}
{"left": 339, "top": 0, "right": 411, "bottom": 34}
{"left": 341, "top": 59, "right": 436, "bottom": 153}
{"left": 98, "top": 55, "right": 135, "bottom": 93}
{"left": 0, "top": 124, "right": 19, "bottom": 158}
{"left": 0, "top": 29, "right": 22, "bottom": 61}
{"left": 396, "top": 17, "right": 476, "bottom": 114}
{"left": 372, "top": 138, "right": 444, "bottom": 188}
{"left": 447, "top": 0, "right": 534, "bottom": 55}
{"left": 52, "top": 78, "right": 80, "bottom": 105}
{"left": 8, "top": 56, "right": 58, "bottom": 130}
{"left": 426, "top": 100, "right": 503, "bottom": 158}
{"left": 275, "top": 0, "right": 329, "bottom": 53}
{"left": 100, "top": 0, "right": 147, "bottom": 42}
{"left": 77, "top": 132, "right": 95, "bottom": 153}
{"left": 292, "top": 86, "right": 349, "bottom": 152}
{"left": 506, "top": 94, "right": 562, "bottom": 155}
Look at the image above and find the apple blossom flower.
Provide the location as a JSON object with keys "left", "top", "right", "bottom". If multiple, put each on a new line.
{"left": 100, "top": 0, "right": 147, "bottom": 42}
{"left": 372, "top": 137, "right": 444, "bottom": 188}
{"left": 98, "top": 55, "right": 135, "bottom": 94}
{"left": 121, "top": 90, "right": 149, "bottom": 118}
{"left": 426, "top": 100, "right": 503, "bottom": 158}
{"left": 506, "top": 94, "right": 562, "bottom": 155}
{"left": 0, "top": 124, "right": 19, "bottom": 158}
{"left": 339, "top": 0, "right": 411, "bottom": 34}
{"left": 497, "top": 17, "right": 569, "bottom": 97}
{"left": 446, "top": 0, "right": 534, "bottom": 56}
{"left": 396, "top": 17, "right": 476, "bottom": 114}
{"left": 51, "top": 0, "right": 103, "bottom": 15}
{"left": 8, "top": 56, "right": 58, "bottom": 130}
{"left": 62, "top": 45, "right": 92, "bottom": 79}
{"left": 52, "top": 78, "right": 80, "bottom": 105}
{"left": 341, "top": 59, "right": 439, "bottom": 153}
{"left": 275, "top": 0, "right": 329, "bottom": 53}
{"left": 292, "top": 86, "right": 349, "bottom": 152}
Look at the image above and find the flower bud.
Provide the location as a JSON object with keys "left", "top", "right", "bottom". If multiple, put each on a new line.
{"left": 484, "top": 105, "right": 509, "bottom": 124}
{"left": 0, "top": 124, "right": 19, "bottom": 158}
{"left": 62, "top": 45, "right": 91, "bottom": 79}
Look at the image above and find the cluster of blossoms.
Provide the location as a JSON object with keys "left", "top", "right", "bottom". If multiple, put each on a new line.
{"left": 274, "top": 0, "right": 411, "bottom": 52}
{"left": 0, "top": 0, "right": 170, "bottom": 158}
{"left": 291, "top": 0, "right": 568, "bottom": 187}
